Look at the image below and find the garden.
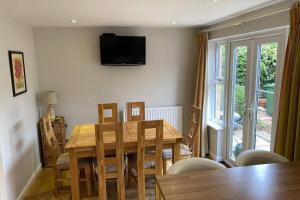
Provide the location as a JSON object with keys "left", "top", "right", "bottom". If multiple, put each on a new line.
{"left": 233, "top": 43, "right": 278, "bottom": 156}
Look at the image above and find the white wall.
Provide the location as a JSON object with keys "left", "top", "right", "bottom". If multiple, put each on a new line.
{"left": 0, "top": 16, "right": 40, "bottom": 200}
{"left": 34, "top": 27, "right": 197, "bottom": 136}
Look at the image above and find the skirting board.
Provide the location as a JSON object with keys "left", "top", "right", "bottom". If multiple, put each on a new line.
{"left": 17, "top": 163, "right": 41, "bottom": 200}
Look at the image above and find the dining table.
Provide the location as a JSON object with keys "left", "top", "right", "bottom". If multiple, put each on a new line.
{"left": 65, "top": 120, "right": 183, "bottom": 200}
{"left": 156, "top": 161, "right": 300, "bottom": 200}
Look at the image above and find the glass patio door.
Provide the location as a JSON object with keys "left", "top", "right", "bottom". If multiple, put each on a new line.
{"left": 251, "top": 36, "right": 284, "bottom": 152}
{"left": 226, "top": 35, "right": 284, "bottom": 164}
{"left": 228, "top": 40, "right": 252, "bottom": 162}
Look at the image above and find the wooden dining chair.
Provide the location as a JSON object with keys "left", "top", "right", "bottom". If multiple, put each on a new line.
{"left": 126, "top": 102, "right": 145, "bottom": 183}
{"left": 98, "top": 103, "right": 118, "bottom": 123}
{"left": 126, "top": 102, "right": 145, "bottom": 121}
{"left": 95, "top": 122, "right": 125, "bottom": 200}
{"left": 162, "top": 105, "right": 201, "bottom": 174}
{"left": 136, "top": 120, "right": 163, "bottom": 200}
{"left": 42, "top": 115, "right": 92, "bottom": 197}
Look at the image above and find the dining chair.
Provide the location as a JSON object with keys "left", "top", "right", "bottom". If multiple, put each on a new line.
{"left": 98, "top": 103, "right": 118, "bottom": 123}
{"left": 126, "top": 102, "right": 145, "bottom": 121}
{"left": 162, "top": 105, "right": 201, "bottom": 174}
{"left": 235, "top": 150, "right": 289, "bottom": 166}
{"left": 42, "top": 115, "right": 92, "bottom": 197}
{"left": 95, "top": 122, "right": 125, "bottom": 200}
{"left": 167, "top": 157, "right": 226, "bottom": 175}
{"left": 136, "top": 120, "right": 163, "bottom": 200}
{"left": 126, "top": 101, "right": 146, "bottom": 184}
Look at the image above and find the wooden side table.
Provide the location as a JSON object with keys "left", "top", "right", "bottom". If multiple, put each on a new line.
{"left": 39, "top": 116, "right": 66, "bottom": 167}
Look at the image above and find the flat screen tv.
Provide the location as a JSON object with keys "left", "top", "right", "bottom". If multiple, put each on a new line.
{"left": 100, "top": 34, "right": 146, "bottom": 66}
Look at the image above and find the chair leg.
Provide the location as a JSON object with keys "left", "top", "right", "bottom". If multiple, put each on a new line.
{"left": 155, "top": 182, "right": 161, "bottom": 200}
{"left": 53, "top": 168, "right": 59, "bottom": 197}
{"left": 85, "top": 166, "right": 92, "bottom": 197}
{"left": 57, "top": 168, "right": 63, "bottom": 188}
{"left": 127, "top": 154, "right": 131, "bottom": 184}
{"left": 93, "top": 172, "right": 98, "bottom": 192}
{"left": 127, "top": 155, "right": 137, "bottom": 186}
{"left": 163, "top": 158, "right": 167, "bottom": 175}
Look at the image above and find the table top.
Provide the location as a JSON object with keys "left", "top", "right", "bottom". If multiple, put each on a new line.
{"left": 156, "top": 161, "right": 300, "bottom": 200}
{"left": 65, "top": 120, "right": 183, "bottom": 150}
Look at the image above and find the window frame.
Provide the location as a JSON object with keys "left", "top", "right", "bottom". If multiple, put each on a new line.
{"left": 210, "top": 43, "right": 227, "bottom": 126}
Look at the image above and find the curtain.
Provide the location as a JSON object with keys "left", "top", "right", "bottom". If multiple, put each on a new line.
{"left": 193, "top": 32, "right": 208, "bottom": 157}
{"left": 274, "top": 2, "right": 300, "bottom": 161}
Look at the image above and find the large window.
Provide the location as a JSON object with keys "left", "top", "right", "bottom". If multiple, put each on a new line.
{"left": 212, "top": 44, "right": 226, "bottom": 124}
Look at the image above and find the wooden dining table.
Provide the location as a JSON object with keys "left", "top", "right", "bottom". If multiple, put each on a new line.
{"left": 65, "top": 120, "right": 183, "bottom": 200}
{"left": 156, "top": 161, "right": 300, "bottom": 200}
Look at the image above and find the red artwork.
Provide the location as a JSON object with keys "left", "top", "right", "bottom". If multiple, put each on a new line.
{"left": 9, "top": 51, "right": 27, "bottom": 96}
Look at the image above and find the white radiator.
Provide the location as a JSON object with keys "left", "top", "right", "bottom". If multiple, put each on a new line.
{"left": 123, "top": 106, "right": 183, "bottom": 133}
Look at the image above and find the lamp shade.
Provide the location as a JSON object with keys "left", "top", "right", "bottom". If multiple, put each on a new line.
{"left": 45, "top": 91, "right": 57, "bottom": 105}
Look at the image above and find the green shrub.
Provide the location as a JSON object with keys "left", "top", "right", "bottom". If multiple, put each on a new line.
{"left": 235, "top": 85, "right": 245, "bottom": 118}
{"left": 232, "top": 44, "right": 277, "bottom": 118}
{"left": 236, "top": 43, "right": 277, "bottom": 88}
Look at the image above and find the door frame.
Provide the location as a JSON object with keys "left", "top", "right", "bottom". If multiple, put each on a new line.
{"left": 212, "top": 27, "right": 289, "bottom": 166}
{"left": 251, "top": 35, "right": 286, "bottom": 152}
{"left": 226, "top": 40, "right": 253, "bottom": 164}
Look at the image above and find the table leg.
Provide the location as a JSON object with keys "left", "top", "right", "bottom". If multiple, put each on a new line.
{"left": 173, "top": 142, "right": 180, "bottom": 163}
{"left": 70, "top": 150, "right": 80, "bottom": 200}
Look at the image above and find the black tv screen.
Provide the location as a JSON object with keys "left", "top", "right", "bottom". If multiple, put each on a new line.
{"left": 100, "top": 35, "right": 146, "bottom": 66}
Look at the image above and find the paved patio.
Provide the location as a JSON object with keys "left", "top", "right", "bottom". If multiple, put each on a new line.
{"left": 232, "top": 106, "right": 272, "bottom": 158}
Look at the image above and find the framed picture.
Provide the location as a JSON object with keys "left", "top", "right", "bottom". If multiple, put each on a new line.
{"left": 8, "top": 51, "right": 27, "bottom": 97}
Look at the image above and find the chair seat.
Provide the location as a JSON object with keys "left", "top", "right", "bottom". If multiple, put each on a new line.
{"left": 56, "top": 153, "right": 69, "bottom": 166}
{"left": 130, "top": 160, "right": 155, "bottom": 177}
{"left": 95, "top": 164, "right": 118, "bottom": 174}
{"left": 56, "top": 152, "right": 91, "bottom": 167}
{"left": 94, "top": 157, "right": 126, "bottom": 174}
{"left": 162, "top": 144, "right": 192, "bottom": 159}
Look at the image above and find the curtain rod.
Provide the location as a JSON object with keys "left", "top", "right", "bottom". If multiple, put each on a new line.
{"left": 201, "top": 7, "right": 291, "bottom": 33}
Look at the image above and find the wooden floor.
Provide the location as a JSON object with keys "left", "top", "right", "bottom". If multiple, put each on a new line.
{"left": 24, "top": 159, "right": 224, "bottom": 199}
{"left": 24, "top": 168, "right": 156, "bottom": 200}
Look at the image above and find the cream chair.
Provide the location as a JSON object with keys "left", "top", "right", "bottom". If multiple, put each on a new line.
{"left": 235, "top": 150, "right": 289, "bottom": 167}
{"left": 167, "top": 157, "right": 226, "bottom": 175}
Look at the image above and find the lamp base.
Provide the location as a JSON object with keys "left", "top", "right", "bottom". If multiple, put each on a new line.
{"left": 47, "top": 104, "right": 56, "bottom": 120}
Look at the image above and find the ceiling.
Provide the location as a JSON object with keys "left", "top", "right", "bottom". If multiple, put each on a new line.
{"left": 0, "top": 0, "right": 285, "bottom": 27}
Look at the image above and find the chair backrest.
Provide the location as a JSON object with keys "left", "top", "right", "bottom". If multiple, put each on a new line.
{"left": 235, "top": 150, "right": 289, "bottom": 167}
{"left": 126, "top": 102, "right": 145, "bottom": 122}
{"left": 185, "top": 106, "right": 201, "bottom": 157}
{"left": 167, "top": 157, "right": 226, "bottom": 175}
{"left": 95, "top": 122, "right": 125, "bottom": 200}
{"left": 137, "top": 120, "right": 163, "bottom": 200}
{"left": 42, "top": 115, "right": 60, "bottom": 166}
{"left": 98, "top": 103, "right": 118, "bottom": 123}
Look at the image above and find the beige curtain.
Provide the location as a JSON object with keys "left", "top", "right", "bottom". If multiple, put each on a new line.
{"left": 193, "top": 32, "right": 208, "bottom": 157}
{"left": 275, "top": 2, "right": 300, "bottom": 161}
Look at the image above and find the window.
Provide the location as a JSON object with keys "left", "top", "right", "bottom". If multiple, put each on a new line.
{"left": 212, "top": 44, "right": 226, "bottom": 124}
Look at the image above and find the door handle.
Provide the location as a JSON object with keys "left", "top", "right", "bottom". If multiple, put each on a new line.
{"left": 246, "top": 107, "right": 253, "bottom": 118}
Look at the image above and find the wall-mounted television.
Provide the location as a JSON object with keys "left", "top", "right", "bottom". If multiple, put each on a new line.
{"left": 100, "top": 34, "right": 146, "bottom": 66}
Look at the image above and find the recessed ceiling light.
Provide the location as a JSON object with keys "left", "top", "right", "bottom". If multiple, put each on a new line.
{"left": 70, "top": 19, "right": 77, "bottom": 24}
{"left": 171, "top": 21, "right": 177, "bottom": 25}
{"left": 212, "top": 0, "right": 219, "bottom": 2}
